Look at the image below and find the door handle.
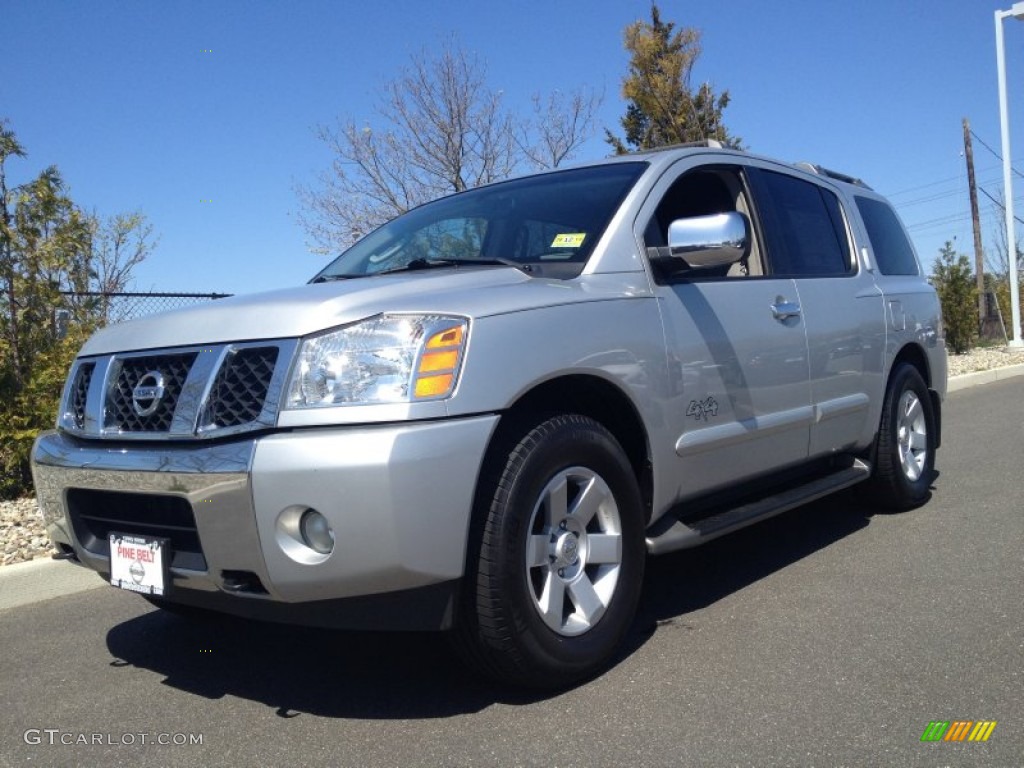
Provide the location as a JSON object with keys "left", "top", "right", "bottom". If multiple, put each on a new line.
{"left": 771, "top": 300, "right": 801, "bottom": 321}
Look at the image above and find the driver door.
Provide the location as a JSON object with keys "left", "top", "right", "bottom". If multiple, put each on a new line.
{"left": 644, "top": 163, "right": 812, "bottom": 500}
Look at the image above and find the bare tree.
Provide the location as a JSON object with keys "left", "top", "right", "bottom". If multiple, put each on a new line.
{"left": 517, "top": 89, "right": 604, "bottom": 171}
{"left": 296, "top": 42, "right": 601, "bottom": 254}
{"left": 982, "top": 192, "right": 1023, "bottom": 339}
{"left": 82, "top": 211, "right": 158, "bottom": 322}
{"left": 983, "top": 193, "right": 1023, "bottom": 277}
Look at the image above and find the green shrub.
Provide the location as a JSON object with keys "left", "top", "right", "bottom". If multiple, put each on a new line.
{"left": 0, "top": 325, "right": 91, "bottom": 499}
{"left": 2, "top": 121, "right": 150, "bottom": 499}
{"left": 932, "top": 242, "right": 978, "bottom": 355}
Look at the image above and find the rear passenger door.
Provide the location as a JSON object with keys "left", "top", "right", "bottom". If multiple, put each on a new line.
{"left": 746, "top": 168, "right": 885, "bottom": 457}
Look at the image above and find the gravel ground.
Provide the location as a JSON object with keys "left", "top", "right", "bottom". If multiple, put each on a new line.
{"left": 3, "top": 345, "right": 1022, "bottom": 568}
{"left": 1, "top": 497, "right": 55, "bottom": 566}
{"left": 946, "top": 342, "right": 1024, "bottom": 376}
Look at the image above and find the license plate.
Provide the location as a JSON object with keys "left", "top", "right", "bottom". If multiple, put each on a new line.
{"left": 109, "top": 533, "right": 169, "bottom": 596}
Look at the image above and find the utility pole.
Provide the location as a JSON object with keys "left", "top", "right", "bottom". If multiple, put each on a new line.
{"left": 963, "top": 118, "right": 987, "bottom": 330}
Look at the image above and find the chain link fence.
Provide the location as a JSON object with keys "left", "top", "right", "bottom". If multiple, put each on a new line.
{"left": 60, "top": 291, "right": 233, "bottom": 325}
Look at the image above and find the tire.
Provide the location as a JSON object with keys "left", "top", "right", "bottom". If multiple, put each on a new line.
{"left": 456, "top": 414, "right": 645, "bottom": 689}
{"left": 863, "top": 363, "right": 936, "bottom": 510}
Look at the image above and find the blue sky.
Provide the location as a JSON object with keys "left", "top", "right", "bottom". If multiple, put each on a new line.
{"left": 3, "top": 0, "right": 1023, "bottom": 295}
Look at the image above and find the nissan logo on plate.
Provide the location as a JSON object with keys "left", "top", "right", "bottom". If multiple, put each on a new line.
{"left": 131, "top": 371, "right": 166, "bottom": 417}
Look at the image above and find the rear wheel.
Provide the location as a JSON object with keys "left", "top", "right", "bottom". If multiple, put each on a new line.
{"left": 457, "top": 414, "right": 645, "bottom": 688}
{"left": 864, "top": 363, "right": 936, "bottom": 510}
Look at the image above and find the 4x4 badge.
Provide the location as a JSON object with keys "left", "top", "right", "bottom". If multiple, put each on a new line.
{"left": 131, "top": 371, "right": 166, "bottom": 417}
{"left": 686, "top": 396, "right": 719, "bottom": 422}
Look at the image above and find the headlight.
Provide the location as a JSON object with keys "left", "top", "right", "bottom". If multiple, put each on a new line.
{"left": 285, "top": 314, "right": 468, "bottom": 408}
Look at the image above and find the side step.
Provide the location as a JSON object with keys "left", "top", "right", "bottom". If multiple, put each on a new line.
{"left": 645, "top": 459, "right": 872, "bottom": 556}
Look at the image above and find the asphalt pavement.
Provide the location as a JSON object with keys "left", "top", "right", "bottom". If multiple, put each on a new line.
{"left": 1, "top": 376, "right": 1021, "bottom": 767}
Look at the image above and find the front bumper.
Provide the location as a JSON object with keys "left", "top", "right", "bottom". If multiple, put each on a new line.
{"left": 31, "top": 415, "right": 499, "bottom": 628}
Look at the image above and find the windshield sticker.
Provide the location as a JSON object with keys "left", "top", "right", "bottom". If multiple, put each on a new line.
{"left": 551, "top": 233, "right": 586, "bottom": 248}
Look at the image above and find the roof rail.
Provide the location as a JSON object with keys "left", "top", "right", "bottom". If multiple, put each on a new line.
{"left": 794, "top": 162, "right": 872, "bottom": 190}
{"left": 630, "top": 139, "right": 728, "bottom": 155}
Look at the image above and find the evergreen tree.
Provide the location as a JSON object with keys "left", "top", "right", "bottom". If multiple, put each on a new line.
{"left": 607, "top": 4, "right": 738, "bottom": 153}
{"left": 0, "top": 119, "right": 155, "bottom": 497}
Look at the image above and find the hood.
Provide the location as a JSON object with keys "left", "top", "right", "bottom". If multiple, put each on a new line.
{"left": 80, "top": 267, "right": 646, "bottom": 355}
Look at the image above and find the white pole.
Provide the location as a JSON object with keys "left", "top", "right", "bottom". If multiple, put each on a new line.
{"left": 996, "top": 7, "right": 1023, "bottom": 347}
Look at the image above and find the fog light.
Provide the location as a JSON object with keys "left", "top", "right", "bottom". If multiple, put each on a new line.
{"left": 299, "top": 508, "right": 334, "bottom": 554}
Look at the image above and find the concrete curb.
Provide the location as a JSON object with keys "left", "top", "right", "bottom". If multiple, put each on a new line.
{"left": 2, "top": 362, "right": 1022, "bottom": 611}
{"left": 0, "top": 556, "right": 106, "bottom": 612}
{"left": 946, "top": 362, "right": 1024, "bottom": 392}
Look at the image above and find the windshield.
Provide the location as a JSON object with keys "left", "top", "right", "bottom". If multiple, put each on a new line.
{"left": 312, "top": 162, "right": 647, "bottom": 280}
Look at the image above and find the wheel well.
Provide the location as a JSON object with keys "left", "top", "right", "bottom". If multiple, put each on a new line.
{"left": 891, "top": 343, "right": 931, "bottom": 387}
{"left": 488, "top": 375, "right": 653, "bottom": 521}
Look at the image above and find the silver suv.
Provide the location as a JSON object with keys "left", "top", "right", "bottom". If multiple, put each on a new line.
{"left": 32, "top": 143, "right": 946, "bottom": 687}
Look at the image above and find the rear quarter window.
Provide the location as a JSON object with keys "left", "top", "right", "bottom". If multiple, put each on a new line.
{"left": 855, "top": 196, "right": 919, "bottom": 276}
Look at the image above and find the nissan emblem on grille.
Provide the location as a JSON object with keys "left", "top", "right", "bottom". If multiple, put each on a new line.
{"left": 131, "top": 371, "right": 166, "bottom": 417}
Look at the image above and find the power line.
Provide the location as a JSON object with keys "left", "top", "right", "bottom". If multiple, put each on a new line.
{"left": 978, "top": 186, "right": 1024, "bottom": 226}
{"left": 893, "top": 173, "right": 1007, "bottom": 208}
{"left": 886, "top": 175, "right": 965, "bottom": 198}
{"left": 905, "top": 211, "right": 972, "bottom": 232}
{"left": 903, "top": 196, "right": 1023, "bottom": 233}
{"left": 885, "top": 162, "right": 1005, "bottom": 198}
{"left": 905, "top": 198, "right": 1021, "bottom": 224}
{"left": 970, "top": 129, "right": 1024, "bottom": 180}
{"left": 880, "top": 132, "right": 1024, "bottom": 236}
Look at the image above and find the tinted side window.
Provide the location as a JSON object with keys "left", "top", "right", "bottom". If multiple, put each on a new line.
{"left": 855, "top": 196, "right": 919, "bottom": 275}
{"left": 641, "top": 166, "right": 765, "bottom": 280}
{"left": 750, "top": 169, "right": 851, "bottom": 276}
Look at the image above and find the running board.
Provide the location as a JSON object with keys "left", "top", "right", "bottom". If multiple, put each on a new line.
{"left": 645, "top": 459, "right": 872, "bottom": 556}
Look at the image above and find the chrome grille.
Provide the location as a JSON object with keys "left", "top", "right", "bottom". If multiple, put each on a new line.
{"left": 207, "top": 347, "right": 279, "bottom": 428}
{"left": 71, "top": 363, "right": 94, "bottom": 430}
{"left": 107, "top": 353, "right": 197, "bottom": 432}
{"left": 62, "top": 340, "right": 293, "bottom": 440}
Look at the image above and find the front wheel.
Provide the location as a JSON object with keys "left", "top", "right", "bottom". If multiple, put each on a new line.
{"left": 456, "top": 414, "right": 645, "bottom": 688}
{"left": 863, "top": 363, "right": 937, "bottom": 510}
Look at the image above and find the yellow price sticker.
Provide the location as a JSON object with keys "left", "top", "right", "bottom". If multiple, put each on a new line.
{"left": 550, "top": 233, "right": 586, "bottom": 248}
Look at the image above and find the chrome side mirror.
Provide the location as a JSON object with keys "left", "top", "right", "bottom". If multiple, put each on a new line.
{"left": 667, "top": 211, "right": 749, "bottom": 269}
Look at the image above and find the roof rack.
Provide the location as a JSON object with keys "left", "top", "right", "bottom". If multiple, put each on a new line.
{"left": 794, "top": 162, "right": 872, "bottom": 190}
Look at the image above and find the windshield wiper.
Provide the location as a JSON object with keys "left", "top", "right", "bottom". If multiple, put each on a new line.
{"left": 310, "top": 274, "right": 360, "bottom": 283}
{"left": 377, "top": 257, "right": 532, "bottom": 276}
{"left": 313, "top": 257, "right": 533, "bottom": 282}
{"left": 459, "top": 257, "right": 533, "bottom": 273}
